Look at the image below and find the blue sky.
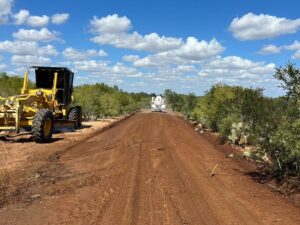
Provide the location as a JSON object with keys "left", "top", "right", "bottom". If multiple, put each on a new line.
{"left": 0, "top": 0, "right": 300, "bottom": 96}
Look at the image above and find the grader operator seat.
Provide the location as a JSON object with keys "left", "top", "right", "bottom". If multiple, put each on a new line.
{"left": 32, "top": 66, "right": 74, "bottom": 105}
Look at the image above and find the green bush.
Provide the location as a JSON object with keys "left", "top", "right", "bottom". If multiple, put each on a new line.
{"left": 73, "top": 83, "right": 151, "bottom": 119}
{"left": 258, "top": 117, "right": 300, "bottom": 177}
{"left": 0, "top": 73, "right": 25, "bottom": 96}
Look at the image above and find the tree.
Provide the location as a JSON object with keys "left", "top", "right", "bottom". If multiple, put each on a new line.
{"left": 274, "top": 63, "right": 300, "bottom": 99}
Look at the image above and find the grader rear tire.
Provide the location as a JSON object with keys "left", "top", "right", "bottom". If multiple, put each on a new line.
{"left": 69, "top": 106, "right": 82, "bottom": 129}
{"left": 32, "top": 109, "right": 54, "bottom": 143}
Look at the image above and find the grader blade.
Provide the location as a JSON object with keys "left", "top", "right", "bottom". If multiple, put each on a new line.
{"left": 54, "top": 119, "right": 76, "bottom": 130}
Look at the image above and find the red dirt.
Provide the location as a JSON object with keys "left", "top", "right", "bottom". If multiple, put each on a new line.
{"left": 0, "top": 112, "right": 299, "bottom": 225}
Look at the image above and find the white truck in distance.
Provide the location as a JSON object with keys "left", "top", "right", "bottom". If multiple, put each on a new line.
{"left": 151, "top": 95, "right": 166, "bottom": 112}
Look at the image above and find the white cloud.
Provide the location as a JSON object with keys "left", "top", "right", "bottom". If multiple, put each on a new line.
{"left": 0, "top": 0, "right": 13, "bottom": 24}
{"left": 0, "top": 63, "right": 7, "bottom": 71}
{"left": 122, "top": 55, "right": 140, "bottom": 62}
{"left": 283, "top": 40, "right": 300, "bottom": 51}
{"left": 90, "top": 14, "right": 131, "bottom": 34}
{"left": 13, "top": 10, "right": 68, "bottom": 26}
{"left": 111, "top": 63, "right": 143, "bottom": 77}
{"left": 175, "top": 65, "right": 196, "bottom": 73}
{"left": 90, "top": 15, "right": 224, "bottom": 67}
{"left": 229, "top": 13, "right": 300, "bottom": 40}
{"left": 62, "top": 47, "right": 107, "bottom": 60}
{"left": 12, "top": 9, "right": 49, "bottom": 27}
{"left": 72, "top": 60, "right": 143, "bottom": 78}
{"left": 172, "top": 37, "right": 224, "bottom": 61}
{"left": 90, "top": 14, "right": 183, "bottom": 52}
{"left": 73, "top": 60, "right": 109, "bottom": 73}
{"left": 292, "top": 50, "right": 300, "bottom": 59}
{"left": 258, "top": 45, "right": 281, "bottom": 55}
{"left": 0, "top": 40, "right": 58, "bottom": 56}
{"left": 26, "top": 14, "right": 49, "bottom": 27}
{"left": 13, "top": 28, "right": 60, "bottom": 42}
{"left": 12, "top": 9, "right": 29, "bottom": 25}
{"left": 51, "top": 13, "right": 69, "bottom": 25}
{"left": 91, "top": 32, "right": 183, "bottom": 53}
{"left": 199, "top": 56, "right": 275, "bottom": 81}
{"left": 132, "top": 38, "right": 225, "bottom": 67}
{"left": 257, "top": 40, "right": 300, "bottom": 59}
{"left": 11, "top": 55, "right": 51, "bottom": 66}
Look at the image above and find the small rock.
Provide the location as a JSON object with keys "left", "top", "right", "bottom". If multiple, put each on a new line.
{"left": 243, "top": 151, "right": 252, "bottom": 158}
{"left": 30, "top": 194, "right": 41, "bottom": 199}
{"left": 228, "top": 154, "right": 234, "bottom": 158}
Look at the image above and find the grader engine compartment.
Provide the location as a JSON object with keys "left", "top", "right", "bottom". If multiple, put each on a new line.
{"left": 0, "top": 66, "right": 81, "bottom": 143}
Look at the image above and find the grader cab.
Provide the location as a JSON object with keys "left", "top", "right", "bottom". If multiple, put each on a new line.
{"left": 0, "top": 66, "right": 82, "bottom": 142}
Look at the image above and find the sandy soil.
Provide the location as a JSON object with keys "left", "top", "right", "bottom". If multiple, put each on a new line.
{"left": 0, "top": 112, "right": 299, "bottom": 225}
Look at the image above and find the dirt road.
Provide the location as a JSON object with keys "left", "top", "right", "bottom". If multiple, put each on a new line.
{"left": 0, "top": 113, "right": 299, "bottom": 225}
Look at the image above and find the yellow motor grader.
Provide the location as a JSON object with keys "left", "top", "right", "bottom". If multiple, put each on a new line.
{"left": 0, "top": 66, "right": 82, "bottom": 143}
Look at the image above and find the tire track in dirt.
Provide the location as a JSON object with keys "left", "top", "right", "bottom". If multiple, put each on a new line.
{"left": 0, "top": 112, "right": 299, "bottom": 225}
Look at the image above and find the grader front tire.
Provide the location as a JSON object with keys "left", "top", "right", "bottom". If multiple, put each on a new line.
{"left": 32, "top": 109, "right": 54, "bottom": 143}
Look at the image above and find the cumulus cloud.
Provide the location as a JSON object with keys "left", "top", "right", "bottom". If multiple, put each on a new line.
{"left": 90, "top": 14, "right": 131, "bottom": 33}
{"left": 258, "top": 45, "right": 281, "bottom": 55}
{"left": 90, "top": 14, "right": 183, "bottom": 52}
{"left": 132, "top": 38, "right": 225, "bottom": 67}
{"left": 283, "top": 40, "right": 300, "bottom": 51}
{"left": 12, "top": 9, "right": 29, "bottom": 25}
{"left": 13, "top": 28, "right": 60, "bottom": 42}
{"left": 259, "top": 40, "right": 300, "bottom": 58}
{"left": 90, "top": 14, "right": 224, "bottom": 67}
{"left": 62, "top": 47, "right": 107, "bottom": 60}
{"left": 0, "top": 0, "right": 13, "bottom": 24}
{"left": 51, "top": 13, "right": 69, "bottom": 25}
{"left": 111, "top": 63, "right": 143, "bottom": 77}
{"left": 0, "top": 40, "right": 58, "bottom": 56}
{"left": 199, "top": 56, "right": 275, "bottom": 81}
{"left": 73, "top": 60, "right": 109, "bottom": 72}
{"left": 91, "top": 32, "right": 183, "bottom": 53}
{"left": 293, "top": 50, "right": 300, "bottom": 59}
{"left": 72, "top": 60, "right": 143, "bottom": 78}
{"left": 11, "top": 55, "right": 51, "bottom": 66}
{"left": 0, "top": 55, "right": 7, "bottom": 72}
{"left": 19, "top": 13, "right": 49, "bottom": 27}
{"left": 12, "top": 9, "right": 69, "bottom": 26}
{"left": 175, "top": 65, "right": 196, "bottom": 73}
{"left": 122, "top": 55, "right": 140, "bottom": 62}
{"left": 229, "top": 13, "right": 300, "bottom": 40}
{"left": 0, "top": 63, "right": 7, "bottom": 71}
{"left": 26, "top": 14, "right": 49, "bottom": 27}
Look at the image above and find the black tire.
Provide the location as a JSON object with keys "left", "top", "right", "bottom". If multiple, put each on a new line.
{"left": 32, "top": 109, "right": 54, "bottom": 143}
{"left": 69, "top": 106, "right": 82, "bottom": 129}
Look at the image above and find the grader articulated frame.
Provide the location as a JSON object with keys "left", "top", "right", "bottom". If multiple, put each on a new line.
{"left": 0, "top": 66, "right": 82, "bottom": 142}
